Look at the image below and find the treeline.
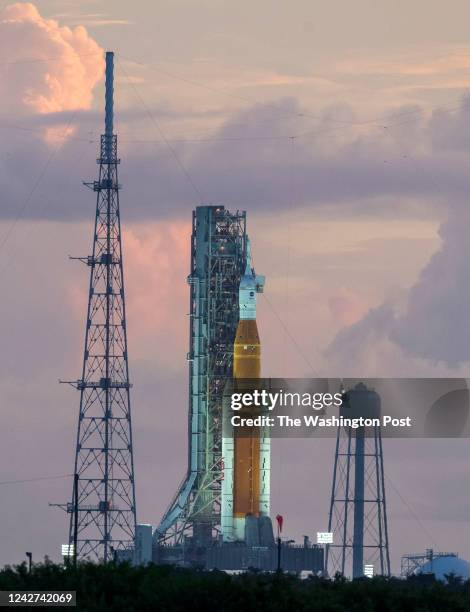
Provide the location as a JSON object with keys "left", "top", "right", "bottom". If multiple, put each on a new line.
{"left": 1, "top": 561, "right": 470, "bottom": 611}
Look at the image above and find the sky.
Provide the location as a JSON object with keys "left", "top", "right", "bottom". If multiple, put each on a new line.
{"left": 1, "top": 0, "right": 470, "bottom": 574}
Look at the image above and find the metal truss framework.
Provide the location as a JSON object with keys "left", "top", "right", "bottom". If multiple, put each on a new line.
{"left": 155, "top": 206, "right": 246, "bottom": 546}
{"left": 401, "top": 550, "right": 457, "bottom": 577}
{"left": 326, "top": 422, "right": 390, "bottom": 578}
{"left": 65, "top": 52, "right": 137, "bottom": 562}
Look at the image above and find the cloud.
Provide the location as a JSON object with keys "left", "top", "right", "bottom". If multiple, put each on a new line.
{"left": 66, "top": 220, "right": 191, "bottom": 371}
{"left": 0, "top": 3, "right": 104, "bottom": 115}
{"left": 5, "top": 92, "right": 470, "bottom": 223}
{"left": 123, "top": 222, "right": 190, "bottom": 370}
{"left": 335, "top": 48, "right": 470, "bottom": 78}
{"left": 328, "top": 287, "right": 369, "bottom": 327}
{"left": 328, "top": 203, "right": 470, "bottom": 371}
{"left": 391, "top": 206, "right": 470, "bottom": 366}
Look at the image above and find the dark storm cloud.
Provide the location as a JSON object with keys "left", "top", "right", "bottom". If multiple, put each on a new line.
{"left": 328, "top": 203, "right": 470, "bottom": 367}
{"left": 392, "top": 206, "right": 470, "bottom": 365}
{"left": 3, "top": 95, "right": 470, "bottom": 222}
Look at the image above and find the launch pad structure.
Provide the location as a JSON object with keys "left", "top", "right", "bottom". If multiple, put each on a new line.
{"left": 55, "top": 48, "right": 322, "bottom": 573}
{"left": 56, "top": 49, "right": 389, "bottom": 576}
{"left": 155, "top": 206, "right": 247, "bottom": 547}
{"left": 152, "top": 205, "right": 324, "bottom": 572}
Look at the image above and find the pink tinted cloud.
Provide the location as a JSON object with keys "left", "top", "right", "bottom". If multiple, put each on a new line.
{"left": 123, "top": 222, "right": 190, "bottom": 360}
{"left": 0, "top": 3, "right": 104, "bottom": 116}
{"left": 328, "top": 287, "right": 369, "bottom": 328}
{"left": 67, "top": 220, "right": 191, "bottom": 371}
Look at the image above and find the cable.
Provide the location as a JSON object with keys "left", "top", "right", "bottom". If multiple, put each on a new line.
{"left": 122, "top": 134, "right": 298, "bottom": 143}
{"left": 0, "top": 113, "right": 78, "bottom": 255}
{"left": 118, "top": 52, "right": 470, "bottom": 131}
{"left": 0, "top": 122, "right": 95, "bottom": 142}
{"left": 285, "top": 135, "right": 295, "bottom": 337}
{"left": 119, "top": 53, "right": 429, "bottom": 129}
{"left": 0, "top": 51, "right": 103, "bottom": 67}
{"left": 0, "top": 120, "right": 301, "bottom": 144}
{"left": 0, "top": 132, "right": 92, "bottom": 284}
{"left": 119, "top": 54, "right": 354, "bottom": 125}
{"left": 0, "top": 474, "right": 72, "bottom": 485}
{"left": 0, "top": 82, "right": 466, "bottom": 148}
{"left": 117, "top": 57, "right": 205, "bottom": 202}
{"left": 261, "top": 292, "right": 322, "bottom": 377}
{"left": 0, "top": 102, "right": 460, "bottom": 146}
{"left": 385, "top": 473, "right": 441, "bottom": 551}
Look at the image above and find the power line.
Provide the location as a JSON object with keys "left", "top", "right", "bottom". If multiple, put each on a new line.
{"left": 0, "top": 474, "right": 72, "bottom": 486}
{"left": 0, "top": 51, "right": 103, "bottom": 67}
{"left": 119, "top": 54, "right": 352, "bottom": 125}
{"left": 0, "top": 120, "right": 300, "bottom": 143}
{"left": 0, "top": 113, "right": 78, "bottom": 255}
{"left": 116, "top": 57, "right": 204, "bottom": 202}
{"left": 122, "top": 134, "right": 298, "bottom": 143}
{"left": 0, "top": 122, "right": 96, "bottom": 145}
{"left": 0, "top": 86, "right": 466, "bottom": 148}
{"left": 120, "top": 54, "right": 437, "bottom": 129}
{"left": 385, "top": 473, "right": 441, "bottom": 551}
{"left": 0, "top": 101, "right": 461, "bottom": 146}
{"left": 261, "top": 292, "right": 322, "bottom": 377}
{"left": 118, "top": 52, "right": 470, "bottom": 131}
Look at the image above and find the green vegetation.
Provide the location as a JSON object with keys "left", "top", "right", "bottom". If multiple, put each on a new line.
{"left": 1, "top": 561, "right": 470, "bottom": 611}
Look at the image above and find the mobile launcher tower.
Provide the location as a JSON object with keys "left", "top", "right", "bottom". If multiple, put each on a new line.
{"left": 152, "top": 206, "right": 323, "bottom": 572}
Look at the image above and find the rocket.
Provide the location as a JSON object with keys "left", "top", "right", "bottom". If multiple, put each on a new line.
{"left": 221, "top": 240, "right": 270, "bottom": 542}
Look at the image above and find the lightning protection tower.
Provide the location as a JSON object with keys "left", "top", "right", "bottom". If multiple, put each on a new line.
{"left": 64, "top": 52, "right": 137, "bottom": 562}
{"left": 326, "top": 383, "right": 390, "bottom": 578}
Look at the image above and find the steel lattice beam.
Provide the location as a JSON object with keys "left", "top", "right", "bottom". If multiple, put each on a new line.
{"left": 325, "top": 385, "right": 390, "bottom": 578}
{"left": 155, "top": 206, "right": 246, "bottom": 546}
{"left": 64, "top": 52, "right": 137, "bottom": 562}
